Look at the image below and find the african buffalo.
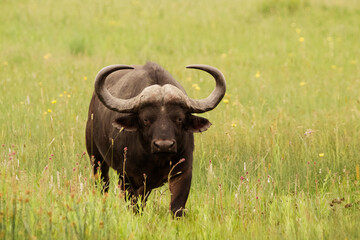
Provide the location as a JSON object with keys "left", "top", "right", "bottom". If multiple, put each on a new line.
{"left": 85, "top": 62, "right": 226, "bottom": 217}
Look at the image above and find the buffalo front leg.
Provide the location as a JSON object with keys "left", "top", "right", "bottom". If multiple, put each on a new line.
{"left": 169, "top": 168, "right": 192, "bottom": 217}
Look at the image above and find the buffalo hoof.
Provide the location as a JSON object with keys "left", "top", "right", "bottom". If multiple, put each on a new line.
{"left": 173, "top": 207, "right": 186, "bottom": 218}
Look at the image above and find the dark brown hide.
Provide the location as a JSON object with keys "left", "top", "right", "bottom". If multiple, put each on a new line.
{"left": 85, "top": 62, "right": 225, "bottom": 217}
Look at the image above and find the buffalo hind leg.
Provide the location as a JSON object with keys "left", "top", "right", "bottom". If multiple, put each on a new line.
{"left": 169, "top": 168, "right": 192, "bottom": 217}
{"left": 93, "top": 157, "right": 110, "bottom": 193}
{"left": 87, "top": 145, "right": 110, "bottom": 193}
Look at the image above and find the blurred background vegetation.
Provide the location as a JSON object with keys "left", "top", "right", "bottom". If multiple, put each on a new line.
{"left": 0, "top": 0, "right": 359, "bottom": 239}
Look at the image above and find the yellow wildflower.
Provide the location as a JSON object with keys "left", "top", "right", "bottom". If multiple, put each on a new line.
{"left": 299, "top": 37, "right": 305, "bottom": 43}
{"left": 43, "top": 53, "right": 51, "bottom": 60}
{"left": 319, "top": 153, "right": 324, "bottom": 157}
{"left": 223, "top": 99, "right": 229, "bottom": 104}
{"left": 192, "top": 84, "right": 200, "bottom": 90}
{"left": 43, "top": 112, "right": 47, "bottom": 115}
{"left": 67, "top": 94, "right": 71, "bottom": 98}
{"left": 59, "top": 94, "right": 63, "bottom": 97}
{"left": 108, "top": 20, "right": 121, "bottom": 26}
{"left": 47, "top": 109, "right": 52, "bottom": 113}
{"left": 331, "top": 65, "right": 337, "bottom": 70}
{"left": 51, "top": 100, "right": 57, "bottom": 104}
{"left": 299, "top": 82, "right": 306, "bottom": 86}
{"left": 83, "top": 76, "right": 88, "bottom": 81}
{"left": 231, "top": 123, "right": 237, "bottom": 127}
{"left": 254, "top": 71, "right": 260, "bottom": 78}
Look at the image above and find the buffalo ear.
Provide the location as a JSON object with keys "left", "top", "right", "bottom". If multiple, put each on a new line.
{"left": 112, "top": 115, "right": 138, "bottom": 132}
{"left": 186, "top": 115, "right": 212, "bottom": 133}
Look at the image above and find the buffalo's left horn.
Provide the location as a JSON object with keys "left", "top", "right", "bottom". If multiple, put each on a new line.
{"left": 94, "top": 64, "right": 137, "bottom": 113}
{"left": 186, "top": 65, "right": 226, "bottom": 113}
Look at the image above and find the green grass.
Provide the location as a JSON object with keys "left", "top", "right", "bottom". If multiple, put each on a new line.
{"left": 1, "top": 0, "right": 360, "bottom": 239}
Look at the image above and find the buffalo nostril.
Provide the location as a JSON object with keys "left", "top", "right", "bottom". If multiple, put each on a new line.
{"left": 153, "top": 141, "right": 161, "bottom": 149}
{"left": 167, "top": 141, "right": 175, "bottom": 148}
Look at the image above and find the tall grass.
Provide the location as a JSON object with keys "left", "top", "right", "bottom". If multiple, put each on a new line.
{"left": 0, "top": 0, "right": 359, "bottom": 239}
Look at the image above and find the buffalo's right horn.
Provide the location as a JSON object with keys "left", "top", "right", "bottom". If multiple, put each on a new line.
{"left": 94, "top": 64, "right": 138, "bottom": 113}
{"left": 185, "top": 65, "right": 226, "bottom": 113}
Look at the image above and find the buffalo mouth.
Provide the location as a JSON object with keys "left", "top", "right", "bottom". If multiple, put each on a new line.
{"left": 151, "top": 139, "right": 177, "bottom": 154}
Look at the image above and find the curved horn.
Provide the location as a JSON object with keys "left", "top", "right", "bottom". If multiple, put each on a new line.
{"left": 94, "top": 64, "right": 137, "bottom": 113}
{"left": 186, "top": 65, "right": 226, "bottom": 113}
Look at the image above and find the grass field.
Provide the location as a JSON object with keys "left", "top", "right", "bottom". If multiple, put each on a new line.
{"left": 1, "top": 0, "right": 360, "bottom": 239}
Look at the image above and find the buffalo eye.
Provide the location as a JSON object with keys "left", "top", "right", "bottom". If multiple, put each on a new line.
{"left": 143, "top": 118, "right": 150, "bottom": 126}
{"left": 176, "top": 117, "right": 183, "bottom": 125}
